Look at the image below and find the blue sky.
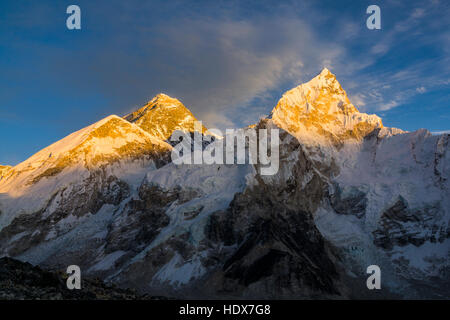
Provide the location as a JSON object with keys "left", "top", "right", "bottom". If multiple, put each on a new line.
{"left": 0, "top": 0, "right": 449, "bottom": 165}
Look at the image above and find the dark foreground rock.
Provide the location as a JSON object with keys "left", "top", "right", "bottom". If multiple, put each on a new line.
{"left": 0, "top": 257, "right": 166, "bottom": 300}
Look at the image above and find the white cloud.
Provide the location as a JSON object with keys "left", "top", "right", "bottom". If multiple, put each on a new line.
{"left": 411, "top": 8, "right": 425, "bottom": 18}
{"left": 379, "top": 100, "right": 401, "bottom": 111}
{"left": 201, "top": 112, "right": 235, "bottom": 131}
{"left": 431, "top": 130, "right": 450, "bottom": 135}
{"left": 416, "top": 86, "right": 426, "bottom": 93}
{"left": 348, "top": 93, "right": 367, "bottom": 110}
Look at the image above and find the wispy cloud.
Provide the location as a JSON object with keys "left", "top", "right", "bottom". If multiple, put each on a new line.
{"left": 42, "top": 4, "right": 351, "bottom": 129}
{"left": 379, "top": 100, "right": 401, "bottom": 111}
{"left": 348, "top": 93, "right": 367, "bottom": 111}
{"left": 431, "top": 130, "right": 450, "bottom": 135}
{"left": 416, "top": 86, "right": 427, "bottom": 93}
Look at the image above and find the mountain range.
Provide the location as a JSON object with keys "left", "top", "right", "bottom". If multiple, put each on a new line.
{"left": 0, "top": 68, "right": 448, "bottom": 299}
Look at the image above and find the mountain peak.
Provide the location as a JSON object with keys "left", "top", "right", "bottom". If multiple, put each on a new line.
{"left": 271, "top": 69, "right": 383, "bottom": 146}
{"left": 319, "top": 67, "right": 333, "bottom": 76}
{"left": 155, "top": 92, "right": 171, "bottom": 98}
{"left": 124, "top": 94, "right": 209, "bottom": 141}
{"left": 149, "top": 93, "right": 181, "bottom": 106}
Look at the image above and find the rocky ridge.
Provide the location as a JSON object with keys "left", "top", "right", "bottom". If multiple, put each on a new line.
{"left": 0, "top": 257, "right": 165, "bottom": 300}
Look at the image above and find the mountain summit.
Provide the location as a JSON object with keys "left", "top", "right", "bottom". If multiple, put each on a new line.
{"left": 124, "top": 93, "right": 209, "bottom": 141}
{"left": 272, "top": 68, "right": 383, "bottom": 146}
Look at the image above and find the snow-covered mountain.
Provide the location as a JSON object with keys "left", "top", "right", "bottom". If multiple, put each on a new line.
{"left": 272, "top": 68, "right": 384, "bottom": 147}
{"left": 0, "top": 69, "right": 448, "bottom": 299}
{"left": 0, "top": 115, "right": 172, "bottom": 229}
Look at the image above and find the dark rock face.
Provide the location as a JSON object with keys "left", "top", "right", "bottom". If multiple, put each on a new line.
{"left": 46, "top": 169, "right": 130, "bottom": 219}
{"left": 111, "top": 183, "right": 199, "bottom": 251}
{"left": 104, "top": 183, "right": 199, "bottom": 254}
{"left": 104, "top": 199, "right": 170, "bottom": 254}
{"left": 204, "top": 186, "right": 343, "bottom": 298}
{"left": 200, "top": 127, "right": 345, "bottom": 298}
{"left": 330, "top": 185, "right": 367, "bottom": 218}
{"left": 434, "top": 134, "right": 449, "bottom": 186}
{"left": 110, "top": 232, "right": 199, "bottom": 296}
{"left": 373, "top": 196, "right": 448, "bottom": 250}
{"left": 0, "top": 171, "right": 130, "bottom": 257}
{"left": 0, "top": 257, "right": 155, "bottom": 300}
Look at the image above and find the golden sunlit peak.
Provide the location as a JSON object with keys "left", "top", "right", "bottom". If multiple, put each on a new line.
{"left": 124, "top": 91, "right": 209, "bottom": 141}
{"left": 149, "top": 93, "right": 180, "bottom": 105}
{"left": 318, "top": 67, "right": 335, "bottom": 78}
{"left": 271, "top": 68, "right": 384, "bottom": 146}
{"left": 154, "top": 92, "right": 171, "bottom": 99}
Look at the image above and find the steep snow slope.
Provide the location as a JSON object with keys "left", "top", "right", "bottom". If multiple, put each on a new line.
{"left": 0, "top": 115, "right": 171, "bottom": 228}
{"left": 314, "top": 129, "right": 450, "bottom": 297}
{"left": 0, "top": 115, "right": 170, "bottom": 192}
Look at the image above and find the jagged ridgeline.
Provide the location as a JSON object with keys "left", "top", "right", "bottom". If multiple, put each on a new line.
{"left": 0, "top": 69, "right": 448, "bottom": 299}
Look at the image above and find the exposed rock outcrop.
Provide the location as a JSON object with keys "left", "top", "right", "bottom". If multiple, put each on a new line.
{"left": 0, "top": 257, "right": 162, "bottom": 300}
{"left": 373, "top": 196, "right": 448, "bottom": 250}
